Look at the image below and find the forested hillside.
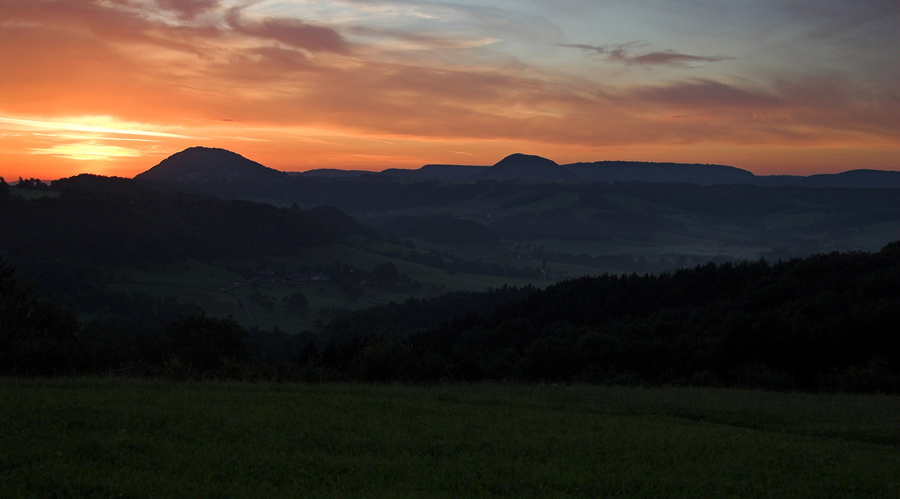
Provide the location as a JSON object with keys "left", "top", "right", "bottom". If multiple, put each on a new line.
{"left": 310, "top": 243, "right": 900, "bottom": 391}
{"left": 3, "top": 238, "right": 898, "bottom": 392}
{"left": 1, "top": 174, "right": 376, "bottom": 265}
{"left": 1, "top": 174, "right": 547, "bottom": 334}
{"left": 0, "top": 175, "right": 382, "bottom": 313}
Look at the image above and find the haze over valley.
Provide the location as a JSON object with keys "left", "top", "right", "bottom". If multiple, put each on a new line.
{"left": 3, "top": 146, "right": 898, "bottom": 336}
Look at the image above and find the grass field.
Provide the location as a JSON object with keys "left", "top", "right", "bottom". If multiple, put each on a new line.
{"left": 2, "top": 379, "right": 897, "bottom": 498}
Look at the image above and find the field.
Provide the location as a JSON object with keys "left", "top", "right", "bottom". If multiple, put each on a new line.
{"left": 106, "top": 243, "right": 543, "bottom": 332}
{"left": 2, "top": 379, "right": 898, "bottom": 498}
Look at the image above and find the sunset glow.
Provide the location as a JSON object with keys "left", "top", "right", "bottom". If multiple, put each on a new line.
{"left": 1, "top": 0, "right": 898, "bottom": 180}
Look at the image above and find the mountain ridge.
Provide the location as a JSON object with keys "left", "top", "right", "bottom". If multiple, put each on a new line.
{"left": 135, "top": 147, "right": 900, "bottom": 188}
{"left": 479, "top": 153, "right": 575, "bottom": 181}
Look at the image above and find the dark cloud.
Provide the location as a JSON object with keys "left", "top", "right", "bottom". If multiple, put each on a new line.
{"left": 562, "top": 43, "right": 731, "bottom": 67}
{"left": 155, "top": 0, "right": 218, "bottom": 20}
{"left": 629, "top": 51, "right": 730, "bottom": 66}
{"left": 1, "top": 0, "right": 220, "bottom": 55}
{"left": 225, "top": 8, "right": 349, "bottom": 53}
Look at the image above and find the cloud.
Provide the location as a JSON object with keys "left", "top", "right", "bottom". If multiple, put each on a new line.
{"left": 2, "top": 0, "right": 157, "bottom": 43}
{"left": 155, "top": 0, "right": 219, "bottom": 20}
{"left": 2, "top": 0, "right": 897, "bottom": 176}
{"left": 348, "top": 25, "right": 498, "bottom": 51}
{"left": 30, "top": 142, "right": 144, "bottom": 160}
{"left": 0, "top": 117, "right": 201, "bottom": 139}
{"left": 562, "top": 43, "right": 732, "bottom": 67}
{"left": 627, "top": 79, "right": 784, "bottom": 108}
{"left": 247, "top": 46, "right": 312, "bottom": 70}
{"left": 0, "top": 0, "right": 221, "bottom": 57}
{"left": 224, "top": 7, "right": 350, "bottom": 53}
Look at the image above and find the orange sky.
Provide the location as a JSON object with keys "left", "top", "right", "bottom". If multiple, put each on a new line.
{"left": 1, "top": 0, "right": 898, "bottom": 180}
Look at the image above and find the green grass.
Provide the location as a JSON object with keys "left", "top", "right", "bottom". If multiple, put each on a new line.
{"left": 2, "top": 379, "right": 897, "bottom": 498}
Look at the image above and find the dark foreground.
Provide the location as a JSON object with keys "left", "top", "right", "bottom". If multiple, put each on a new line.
{"left": 1, "top": 378, "right": 898, "bottom": 498}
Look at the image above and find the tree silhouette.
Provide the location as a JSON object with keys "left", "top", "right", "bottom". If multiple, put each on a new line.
{"left": 163, "top": 313, "right": 248, "bottom": 372}
{"left": 0, "top": 258, "right": 84, "bottom": 375}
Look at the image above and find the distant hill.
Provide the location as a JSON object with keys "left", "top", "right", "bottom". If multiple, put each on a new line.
{"left": 566, "top": 161, "right": 755, "bottom": 185}
{"left": 135, "top": 147, "right": 299, "bottom": 203}
{"left": 136, "top": 146, "right": 287, "bottom": 183}
{"left": 136, "top": 147, "right": 899, "bottom": 188}
{"left": 291, "top": 169, "right": 371, "bottom": 178}
{"left": 287, "top": 154, "right": 898, "bottom": 188}
{"left": 289, "top": 154, "right": 757, "bottom": 185}
{"left": 478, "top": 153, "right": 576, "bottom": 181}
{"left": 380, "top": 164, "right": 485, "bottom": 181}
{"left": 755, "top": 169, "right": 900, "bottom": 189}
{"left": 3, "top": 174, "right": 379, "bottom": 267}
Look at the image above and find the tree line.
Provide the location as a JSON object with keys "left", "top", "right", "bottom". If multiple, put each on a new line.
{"left": 2, "top": 243, "right": 899, "bottom": 392}
{"left": 301, "top": 243, "right": 900, "bottom": 391}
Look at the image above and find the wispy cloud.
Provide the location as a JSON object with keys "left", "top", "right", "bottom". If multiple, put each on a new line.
{"left": 224, "top": 7, "right": 350, "bottom": 53}
{"left": 562, "top": 42, "right": 732, "bottom": 67}
{"left": 348, "top": 25, "right": 499, "bottom": 51}
{"left": 0, "top": 117, "right": 202, "bottom": 139}
{"left": 31, "top": 142, "right": 144, "bottom": 160}
{"left": 627, "top": 79, "right": 783, "bottom": 108}
{"left": 155, "top": 0, "right": 220, "bottom": 20}
{"left": 0, "top": 116, "right": 203, "bottom": 164}
{"left": 1, "top": 0, "right": 897, "bottom": 176}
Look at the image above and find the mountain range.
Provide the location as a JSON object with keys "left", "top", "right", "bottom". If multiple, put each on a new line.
{"left": 140, "top": 147, "right": 900, "bottom": 188}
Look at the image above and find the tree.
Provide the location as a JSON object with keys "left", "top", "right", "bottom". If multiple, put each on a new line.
{"left": 0, "top": 177, "right": 9, "bottom": 197}
{"left": 0, "top": 257, "right": 12, "bottom": 282}
{"left": 341, "top": 279, "right": 364, "bottom": 302}
{"left": 283, "top": 291, "right": 310, "bottom": 315}
{"left": 370, "top": 262, "right": 399, "bottom": 287}
{"left": 16, "top": 177, "right": 48, "bottom": 190}
{"left": 0, "top": 258, "right": 84, "bottom": 375}
{"left": 163, "top": 313, "right": 248, "bottom": 372}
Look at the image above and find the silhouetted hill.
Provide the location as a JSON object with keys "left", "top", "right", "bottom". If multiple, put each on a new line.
{"left": 479, "top": 153, "right": 575, "bottom": 181}
{"left": 134, "top": 147, "right": 299, "bottom": 202}
{"left": 135, "top": 146, "right": 287, "bottom": 183}
{"left": 566, "top": 161, "right": 755, "bottom": 185}
{"left": 52, "top": 173, "right": 151, "bottom": 195}
{"left": 138, "top": 147, "right": 898, "bottom": 188}
{"left": 2, "top": 175, "right": 380, "bottom": 267}
{"left": 756, "top": 169, "right": 900, "bottom": 189}
{"left": 291, "top": 169, "right": 370, "bottom": 178}
{"left": 380, "top": 164, "right": 486, "bottom": 181}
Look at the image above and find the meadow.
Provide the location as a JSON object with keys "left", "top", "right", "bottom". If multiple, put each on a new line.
{"left": 2, "top": 379, "right": 897, "bottom": 498}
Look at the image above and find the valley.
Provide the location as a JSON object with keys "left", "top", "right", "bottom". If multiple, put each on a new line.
{"left": 3, "top": 149, "right": 898, "bottom": 336}
{"left": 2, "top": 149, "right": 898, "bottom": 390}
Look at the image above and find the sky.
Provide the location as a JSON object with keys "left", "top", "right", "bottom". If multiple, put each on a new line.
{"left": 1, "top": 0, "right": 898, "bottom": 180}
